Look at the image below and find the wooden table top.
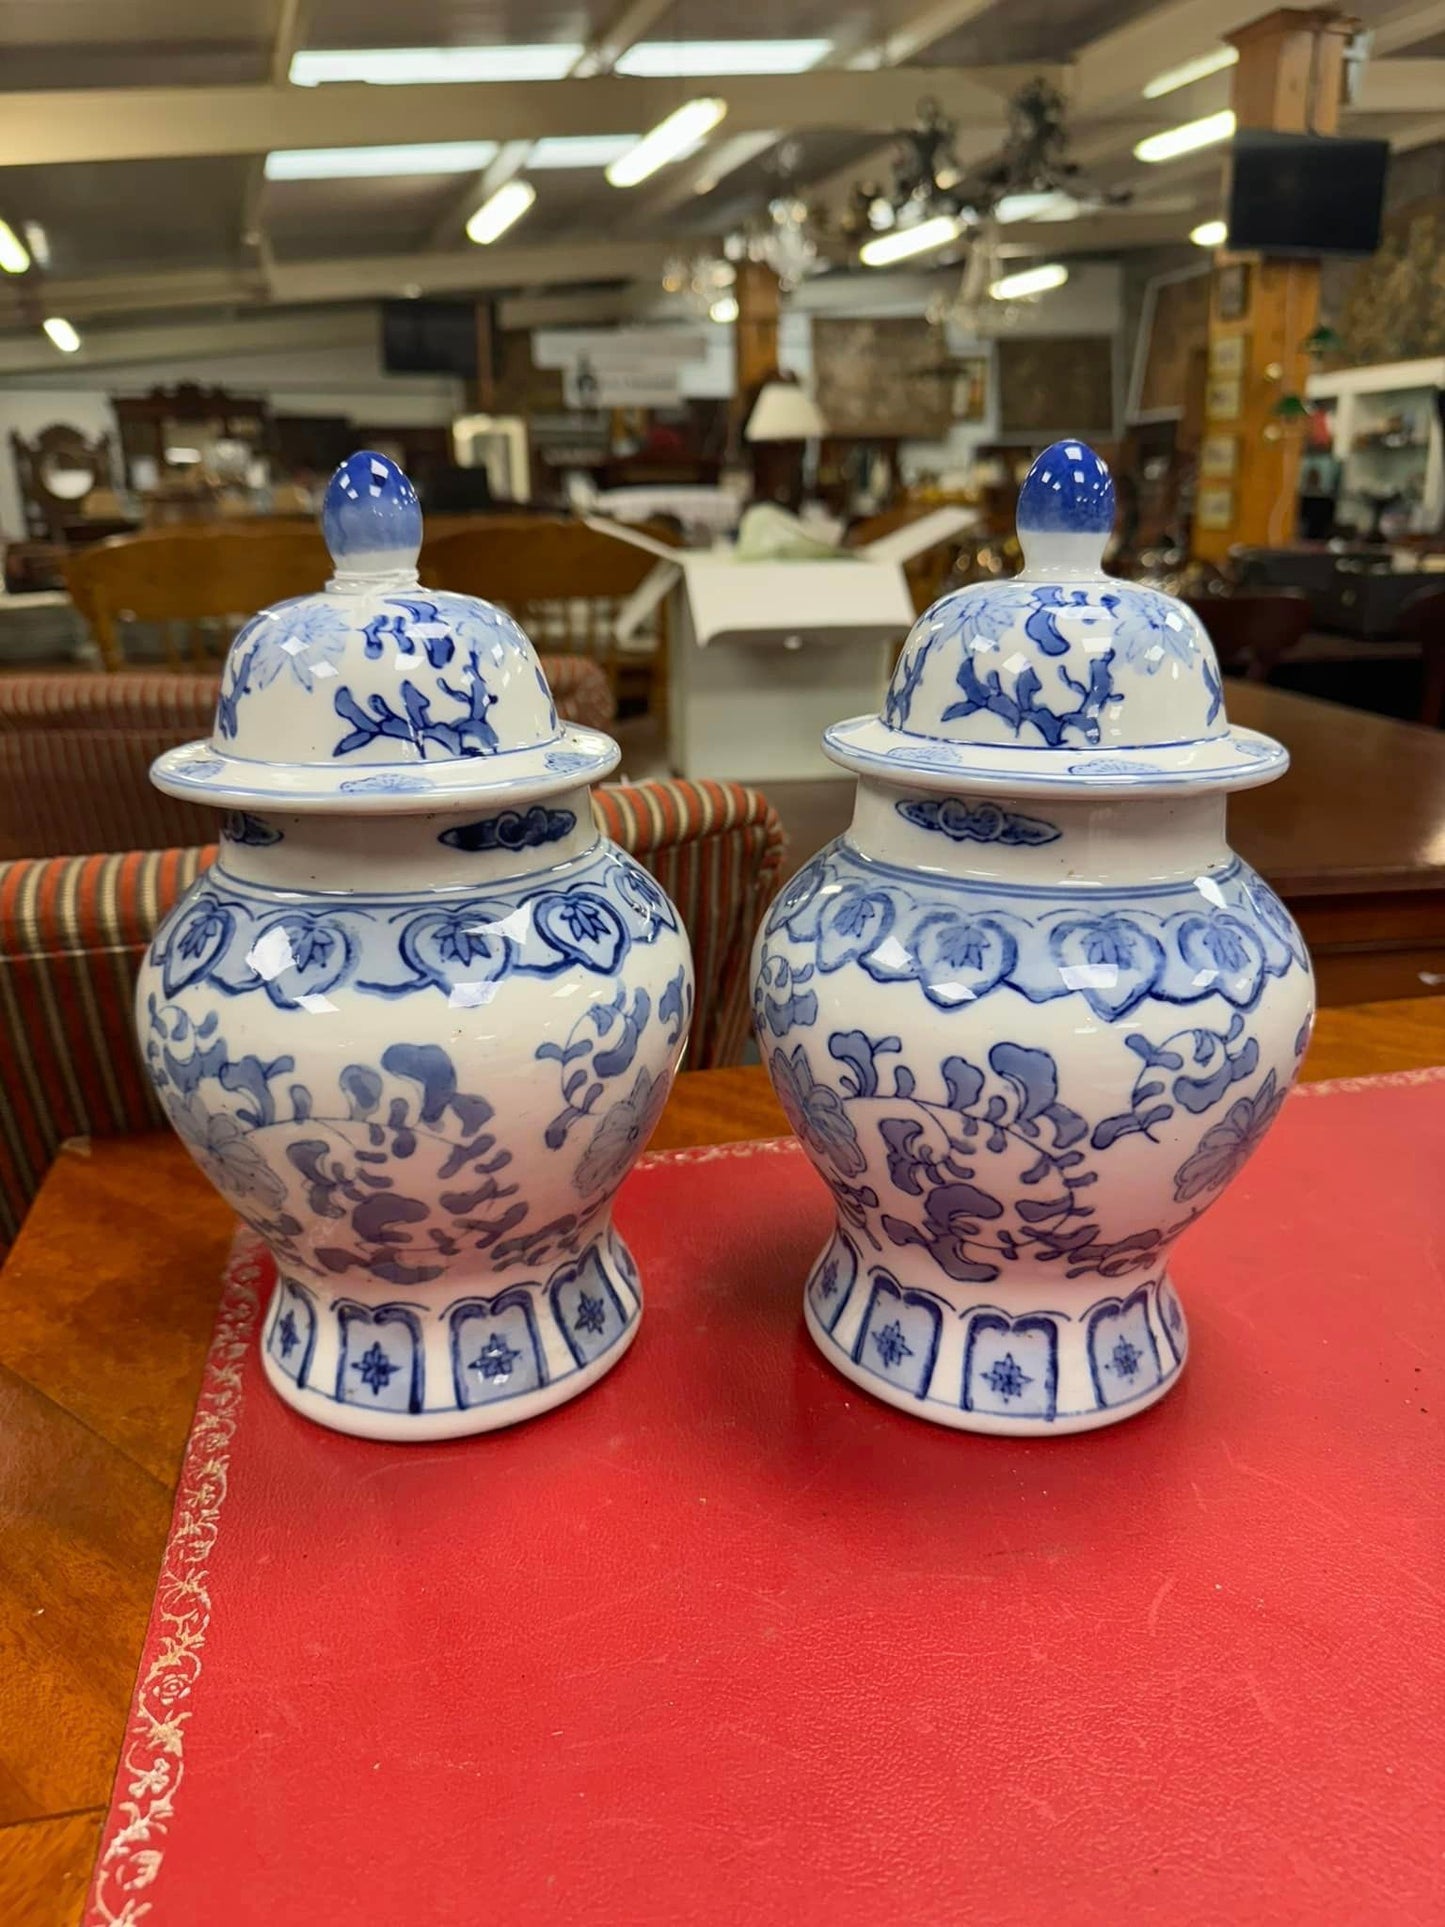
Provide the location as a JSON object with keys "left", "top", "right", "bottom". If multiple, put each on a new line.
{"left": 3, "top": 995, "right": 1445, "bottom": 1925}
{"left": 761, "top": 681, "right": 1445, "bottom": 898}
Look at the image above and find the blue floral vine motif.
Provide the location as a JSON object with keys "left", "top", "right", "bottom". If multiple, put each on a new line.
{"left": 545, "top": 749, "right": 595, "bottom": 773}
{"left": 439, "top": 807, "right": 575, "bottom": 854}
{"left": 333, "top": 670, "right": 500, "bottom": 761}
{"left": 536, "top": 980, "right": 676, "bottom": 1198}
{"left": 1107, "top": 589, "right": 1196, "bottom": 672}
{"left": 1090, "top": 1015, "right": 1259, "bottom": 1151}
{"left": 215, "top": 602, "right": 352, "bottom": 741}
{"left": 768, "top": 1045, "right": 868, "bottom": 1177}
{"left": 939, "top": 604, "right": 1118, "bottom": 748}
{"left": 896, "top": 797, "right": 1059, "bottom": 846}
{"left": 144, "top": 1000, "right": 589, "bottom": 1285}
{"left": 752, "top": 954, "right": 818, "bottom": 1039}
{"left": 772, "top": 1020, "right": 1267, "bottom": 1285}
{"left": 1172, "top": 1071, "right": 1284, "bottom": 1202}
{"left": 659, "top": 965, "right": 693, "bottom": 1047}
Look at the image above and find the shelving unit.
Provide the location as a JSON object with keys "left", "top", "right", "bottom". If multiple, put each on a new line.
{"left": 1306, "top": 358, "right": 1445, "bottom": 537}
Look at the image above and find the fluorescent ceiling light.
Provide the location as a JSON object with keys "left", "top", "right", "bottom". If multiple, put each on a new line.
{"left": 22, "top": 220, "right": 49, "bottom": 267}
{"left": 529, "top": 135, "right": 638, "bottom": 170}
{"left": 989, "top": 263, "right": 1069, "bottom": 301}
{"left": 265, "top": 142, "right": 498, "bottom": 179}
{"left": 1142, "top": 46, "right": 1239, "bottom": 99}
{"left": 1134, "top": 110, "right": 1236, "bottom": 164}
{"left": 615, "top": 39, "right": 830, "bottom": 76}
{"left": 994, "top": 190, "right": 1081, "bottom": 225}
{"left": 859, "top": 214, "right": 961, "bottom": 267}
{"left": 606, "top": 98, "right": 727, "bottom": 188}
{"left": 0, "top": 219, "right": 30, "bottom": 274}
{"left": 1190, "top": 218, "right": 1228, "bottom": 247}
{"left": 466, "top": 177, "right": 536, "bottom": 244}
{"left": 709, "top": 294, "right": 740, "bottom": 324}
{"left": 290, "top": 46, "right": 582, "bottom": 86}
{"left": 43, "top": 316, "right": 82, "bottom": 354}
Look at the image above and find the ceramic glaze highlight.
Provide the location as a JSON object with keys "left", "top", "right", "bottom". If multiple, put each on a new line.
{"left": 138, "top": 452, "right": 693, "bottom": 1440}
{"left": 752, "top": 440, "right": 1314, "bottom": 1435}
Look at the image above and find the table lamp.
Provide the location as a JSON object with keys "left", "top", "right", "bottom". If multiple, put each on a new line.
{"left": 744, "top": 378, "right": 825, "bottom": 511}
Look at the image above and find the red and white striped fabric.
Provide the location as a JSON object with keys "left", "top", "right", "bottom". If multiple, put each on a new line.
{"left": 0, "top": 658, "right": 616, "bottom": 859}
{"left": 0, "top": 779, "right": 785, "bottom": 1246}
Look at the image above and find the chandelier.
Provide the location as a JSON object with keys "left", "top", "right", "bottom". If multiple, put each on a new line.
{"left": 660, "top": 251, "right": 739, "bottom": 323}
{"left": 844, "top": 81, "right": 1130, "bottom": 246}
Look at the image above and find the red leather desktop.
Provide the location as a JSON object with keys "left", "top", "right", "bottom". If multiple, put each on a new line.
{"left": 88, "top": 1074, "right": 1444, "bottom": 1926}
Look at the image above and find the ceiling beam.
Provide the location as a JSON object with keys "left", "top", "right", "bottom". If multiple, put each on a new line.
{"left": 1373, "top": 0, "right": 1445, "bottom": 55}
{"left": 265, "top": 239, "right": 672, "bottom": 307}
{"left": 424, "top": 1, "right": 675, "bottom": 252}
{"left": 0, "top": 263, "right": 268, "bottom": 328}
{"left": 845, "top": 0, "right": 995, "bottom": 71}
{"left": 571, "top": 0, "right": 675, "bottom": 78}
{"left": 1073, "top": 1, "right": 1264, "bottom": 114}
{"left": 0, "top": 307, "right": 381, "bottom": 379}
{"left": 0, "top": 69, "right": 1077, "bottom": 170}
{"left": 0, "top": 239, "right": 672, "bottom": 331}
{"left": 1355, "top": 57, "right": 1445, "bottom": 112}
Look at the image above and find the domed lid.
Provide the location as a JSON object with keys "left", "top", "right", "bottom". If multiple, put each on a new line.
{"left": 150, "top": 451, "right": 618, "bottom": 813}
{"left": 823, "top": 439, "right": 1288, "bottom": 797}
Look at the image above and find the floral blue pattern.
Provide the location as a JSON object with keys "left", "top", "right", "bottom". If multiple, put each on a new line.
{"left": 762, "top": 1008, "right": 1298, "bottom": 1295}
{"left": 147, "top": 1005, "right": 581, "bottom": 1287}
{"left": 215, "top": 601, "right": 351, "bottom": 740}
{"left": 878, "top": 571, "right": 1219, "bottom": 755}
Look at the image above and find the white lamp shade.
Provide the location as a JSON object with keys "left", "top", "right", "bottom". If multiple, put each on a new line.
{"left": 745, "top": 381, "right": 826, "bottom": 442}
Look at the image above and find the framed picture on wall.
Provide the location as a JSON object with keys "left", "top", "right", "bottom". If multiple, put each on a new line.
{"left": 1206, "top": 376, "right": 1243, "bottom": 422}
{"left": 1127, "top": 264, "right": 1211, "bottom": 423}
{"left": 1216, "top": 263, "right": 1252, "bottom": 323}
{"left": 1196, "top": 484, "right": 1234, "bottom": 530}
{"left": 1200, "top": 433, "right": 1238, "bottom": 480}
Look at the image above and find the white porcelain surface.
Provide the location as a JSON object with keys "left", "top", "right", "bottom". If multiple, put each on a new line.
{"left": 752, "top": 440, "right": 1315, "bottom": 1435}
{"left": 137, "top": 453, "right": 693, "bottom": 1440}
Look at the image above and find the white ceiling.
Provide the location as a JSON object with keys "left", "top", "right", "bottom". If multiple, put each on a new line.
{"left": 0, "top": 0, "right": 1441, "bottom": 363}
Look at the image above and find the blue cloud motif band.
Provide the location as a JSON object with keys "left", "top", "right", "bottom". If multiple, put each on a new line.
{"left": 1016, "top": 440, "right": 1115, "bottom": 537}
{"left": 439, "top": 807, "right": 577, "bottom": 854}
{"left": 322, "top": 450, "right": 423, "bottom": 563}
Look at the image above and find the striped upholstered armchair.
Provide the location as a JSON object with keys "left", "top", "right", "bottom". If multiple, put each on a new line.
{"left": 0, "top": 659, "right": 617, "bottom": 860}
{"left": 0, "top": 779, "right": 785, "bottom": 1246}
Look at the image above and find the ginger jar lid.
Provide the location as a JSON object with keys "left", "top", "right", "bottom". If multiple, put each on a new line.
{"left": 150, "top": 451, "right": 619, "bottom": 812}
{"left": 824, "top": 439, "right": 1289, "bottom": 797}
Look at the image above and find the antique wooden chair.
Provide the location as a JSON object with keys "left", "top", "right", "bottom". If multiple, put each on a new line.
{"left": 64, "top": 522, "right": 330, "bottom": 670}
{"left": 422, "top": 517, "right": 679, "bottom": 711}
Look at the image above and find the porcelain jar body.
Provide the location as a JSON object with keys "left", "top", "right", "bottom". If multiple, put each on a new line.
{"left": 752, "top": 782, "right": 1314, "bottom": 1433}
{"left": 137, "top": 802, "right": 693, "bottom": 1440}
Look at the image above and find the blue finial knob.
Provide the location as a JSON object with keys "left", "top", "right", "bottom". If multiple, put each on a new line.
{"left": 1017, "top": 440, "right": 1115, "bottom": 544}
{"left": 322, "top": 451, "right": 422, "bottom": 570}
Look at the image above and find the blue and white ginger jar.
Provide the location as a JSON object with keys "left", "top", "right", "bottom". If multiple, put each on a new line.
{"left": 139, "top": 451, "right": 694, "bottom": 1440}
{"left": 752, "top": 440, "right": 1313, "bottom": 1434}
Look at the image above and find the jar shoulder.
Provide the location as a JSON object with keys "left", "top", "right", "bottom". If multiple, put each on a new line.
{"left": 753, "top": 837, "right": 1311, "bottom": 1031}
{"left": 143, "top": 838, "right": 692, "bottom": 1016}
